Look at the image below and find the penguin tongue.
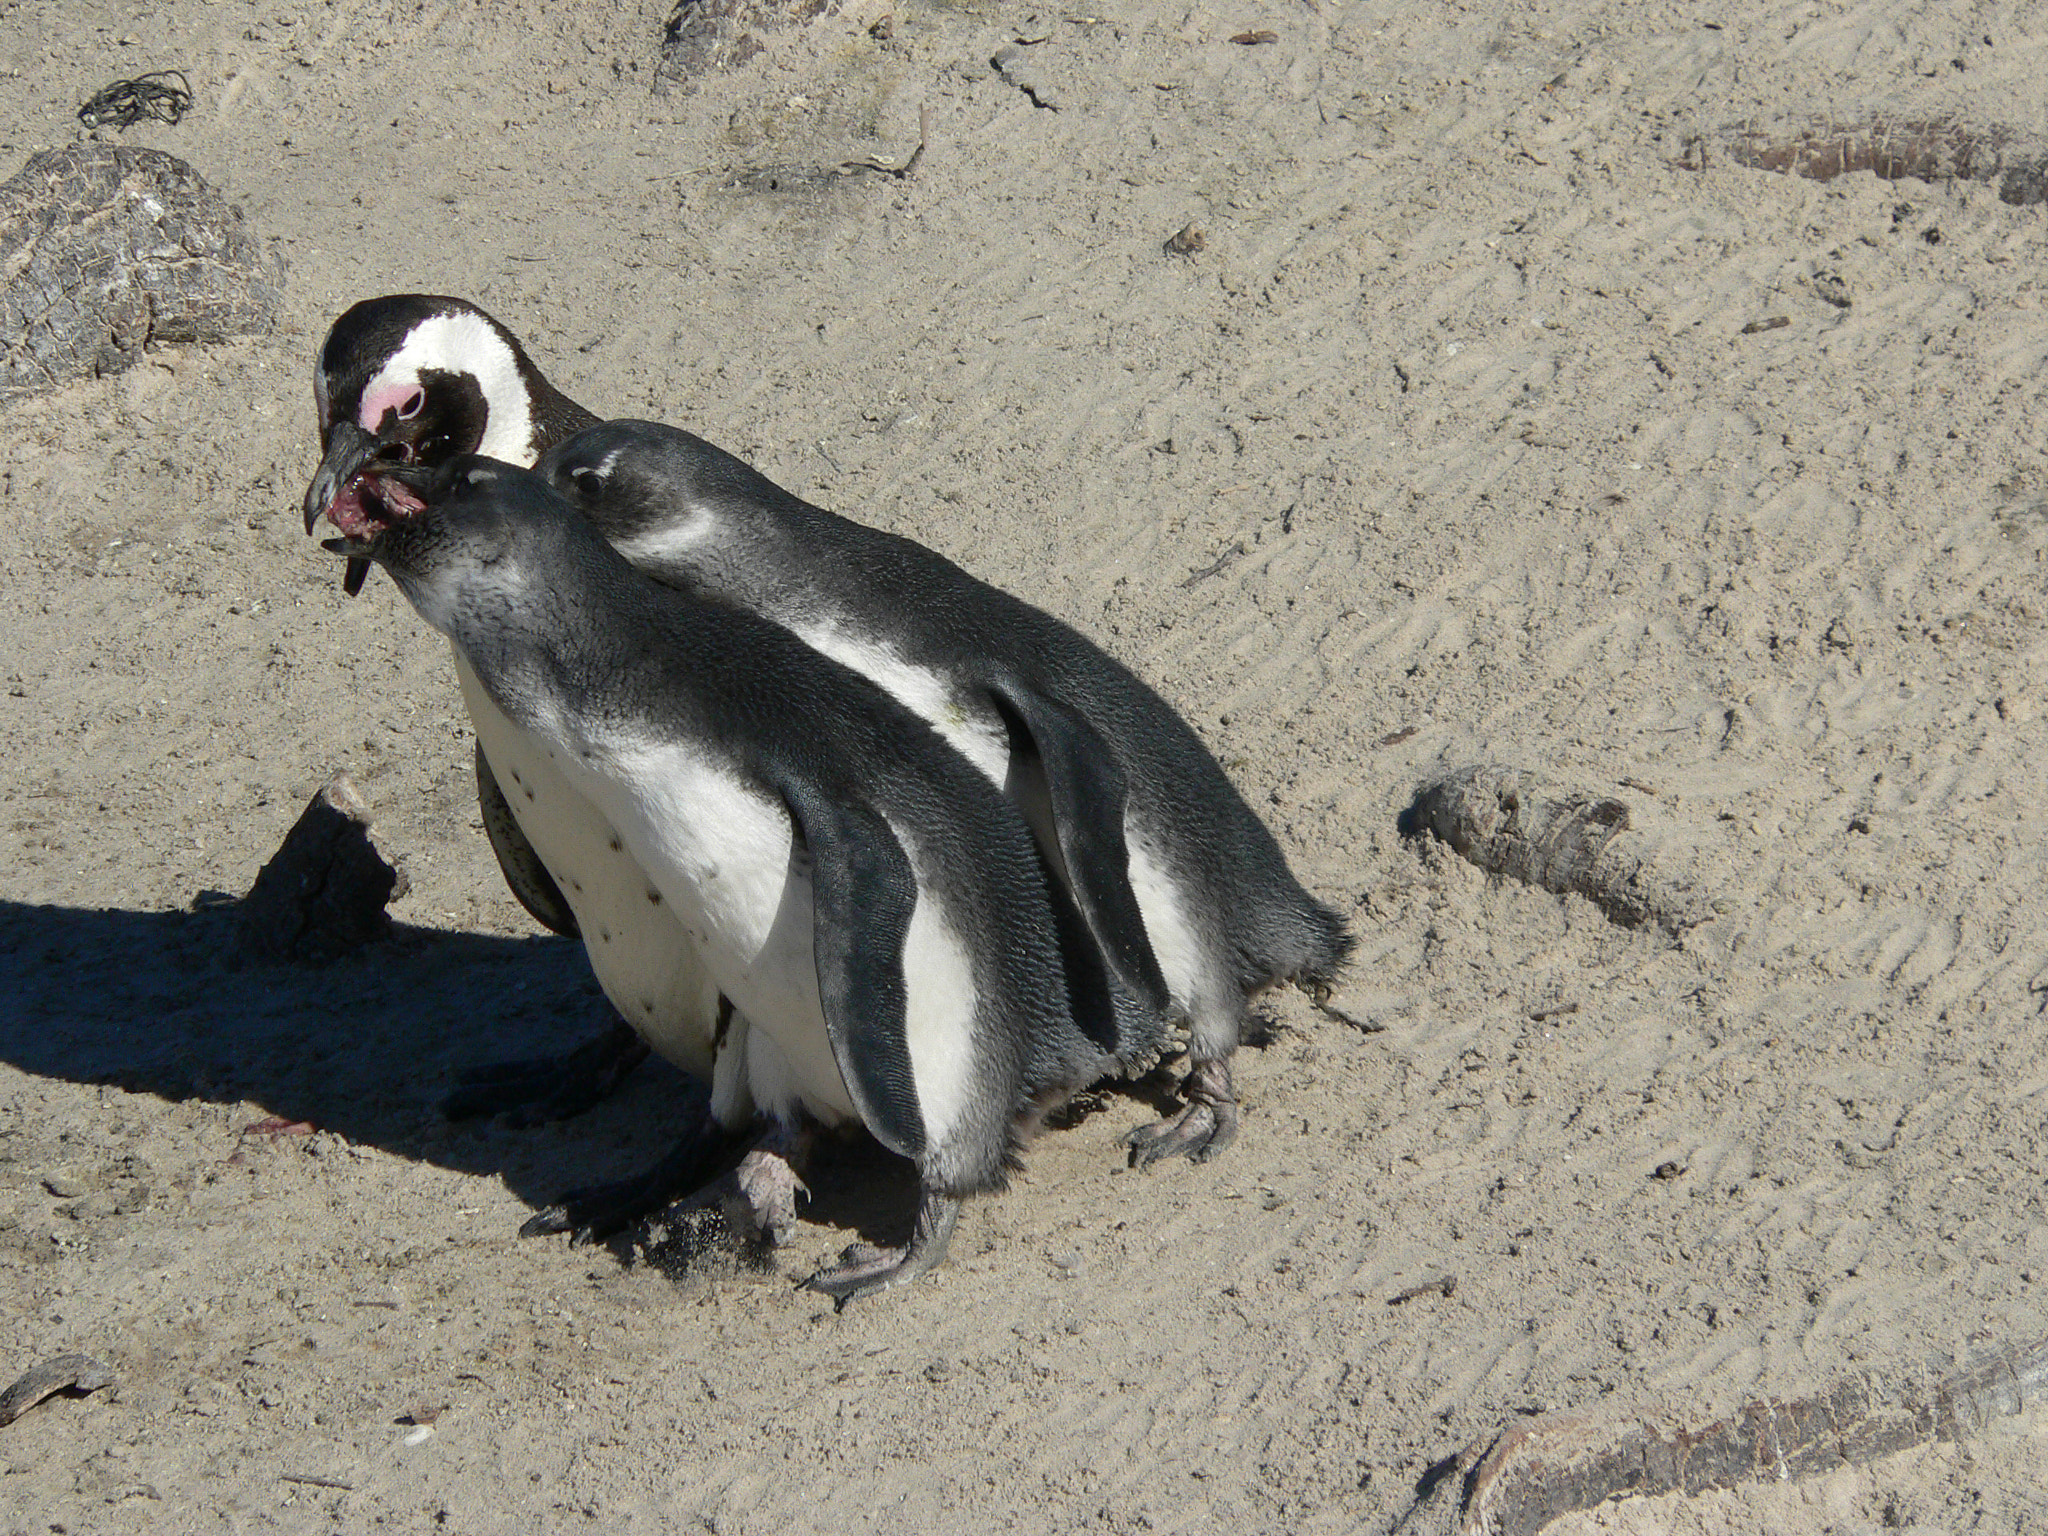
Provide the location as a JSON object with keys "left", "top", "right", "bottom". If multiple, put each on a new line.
{"left": 326, "top": 469, "right": 428, "bottom": 538}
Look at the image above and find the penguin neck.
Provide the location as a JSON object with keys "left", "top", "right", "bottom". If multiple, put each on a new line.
{"left": 524, "top": 372, "right": 600, "bottom": 459}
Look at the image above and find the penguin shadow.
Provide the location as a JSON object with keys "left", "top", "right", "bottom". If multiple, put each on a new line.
{"left": 0, "top": 897, "right": 716, "bottom": 1214}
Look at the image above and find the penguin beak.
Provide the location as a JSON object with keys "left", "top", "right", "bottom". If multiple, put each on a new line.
{"left": 305, "top": 420, "right": 406, "bottom": 598}
{"left": 316, "top": 463, "right": 436, "bottom": 580}
{"left": 304, "top": 419, "right": 379, "bottom": 535}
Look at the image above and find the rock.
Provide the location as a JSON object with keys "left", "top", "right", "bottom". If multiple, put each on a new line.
{"left": 0, "top": 143, "right": 284, "bottom": 403}
{"left": 238, "top": 774, "right": 410, "bottom": 963}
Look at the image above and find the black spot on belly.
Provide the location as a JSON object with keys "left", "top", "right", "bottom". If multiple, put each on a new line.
{"left": 523, "top": 788, "right": 535, "bottom": 802}
{"left": 599, "top": 928, "right": 612, "bottom": 943}
{"left": 641, "top": 1000, "right": 655, "bottom": 1014}
{"left": 568, "top": 879, "right": 583, "bottom": 893}
{"left": 609, "top": 837, "right": 622, "bottom": 852}
{"left": 646, "top": 888, "right": 662, "bottom": 905}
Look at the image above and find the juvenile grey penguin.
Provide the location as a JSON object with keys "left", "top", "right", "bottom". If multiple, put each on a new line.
{"left": 326, "top": 454, "right": 1124, "bottom": 1303}
{"left": 539, "top": 421, "right": 1354, "bottom": 1164}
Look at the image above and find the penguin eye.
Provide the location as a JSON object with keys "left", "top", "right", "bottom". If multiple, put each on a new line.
{"left": 397, "top": 389, "right": 426, "bottom": 421}
{"left": 569, "top": 467, "right": 605, "bottom": 498}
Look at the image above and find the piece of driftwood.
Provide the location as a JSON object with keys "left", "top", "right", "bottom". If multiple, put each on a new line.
{"left": 0, "top": 144, "right": 283, "bottom": 402}
{"left": 1686, "top": 116, "right": 2048, "bottom": 206}
{"left": 1442, "top": 1335, "right": 2048, "bottom": 1535}
{"left": 1403, "top": 765, "right": 1702, "bottom": 933}
{"left": 239, "top": 774, "right": 410, "bottom": 962}
{"left": 0, "top": 1353, "right": 117, "bottom": 1427}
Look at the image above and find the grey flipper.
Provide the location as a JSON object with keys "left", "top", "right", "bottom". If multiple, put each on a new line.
{"left": 989, "top": 680, "right": 1170, "bottom": 1022}
{"left": 475, "top": 743, "right": 579, "bottom": 938}
{"left": 777, "top": 775, "right": 924, "bottom": 1161}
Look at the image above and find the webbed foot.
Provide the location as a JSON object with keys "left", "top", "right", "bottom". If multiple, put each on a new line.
{"left": 1121, "top": 1057, "right": 1239, "bottom": 1167}
{"left": 803, "top": 1189, "right": 959, "bottom": 1309}
{"left": 520, "top": 1113, "right": 743, "bottom": 1245}
{"left": 443, "top": 1017, "right": 649, "bottom": 1127}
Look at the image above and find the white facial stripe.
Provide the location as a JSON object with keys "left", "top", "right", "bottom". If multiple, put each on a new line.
{"left": 611, "top": 503, "right": 720, "bottom": 564}
{"left": 362, "top": 311, "right": 537, "bottom": 464}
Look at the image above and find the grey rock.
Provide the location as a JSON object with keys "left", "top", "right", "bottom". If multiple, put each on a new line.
{"left": 0, "top": 143, "right": 284, "bottom": 402}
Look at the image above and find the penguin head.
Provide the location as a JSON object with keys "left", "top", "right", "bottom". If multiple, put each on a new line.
{"left": 536, "top": 421, "right": 687, "bottom": 547}
{"left": 538, "top": 420, "right": 774, "bottom": 553}
{"left": 325, "top": 455, "right": 555, "bottom": 638}
{"left": 304, "top": 295, "right": 550, "bottom": 594}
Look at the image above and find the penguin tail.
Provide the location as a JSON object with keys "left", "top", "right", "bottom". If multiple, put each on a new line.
{"left": 1250, "top": 895, "right": 1356, "bottom": 1001}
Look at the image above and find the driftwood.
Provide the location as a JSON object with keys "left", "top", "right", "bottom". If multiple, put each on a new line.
{"left": 0, "top": 144, "right": 283, "bottom": 402}
{"left": 1441, "top": 1335, "right": 2048, "bottom": 1535}
{"left": 239, "top": 774, "right": 410, "bottom": 962}
{"left": 0, "top": 1353, "right": 117, "bottom": 1427}
{"left": 1403, "top": 765, "right": 1703, "bottom": 934}
{"left": 1687, "top": 116, "right": 2048, "bottom": 206}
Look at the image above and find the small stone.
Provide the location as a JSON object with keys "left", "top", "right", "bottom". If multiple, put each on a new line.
{"left": 42, "top": 1169, "right": 91, "bottom": 1199}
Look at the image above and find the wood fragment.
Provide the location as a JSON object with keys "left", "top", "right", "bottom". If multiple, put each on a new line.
{"left": 1740, "top": 316, "right": 1790, "bottom": 335}
{"left": 280, "top": 1473, "right": 354, "bottom": 1491}
{"left": 1444, "top": 1335, "right": 2048, "bottom": 1535}
{"left": 0, "top": 1353, "right": 116, "bottom": 1427}
{"left": 1390, "top": 1275, "right": 1458, "bottom": 1306}
{"left": 1231, "top": 29, "right": 1279, "bottom": 44}
{"left": 1181, "top": 541, "right": 1246, "bottom": 588}
{"left": 1701, "top": 116, "right": 2048, "bottom": 206}
{"left": 1405, "top": 765, "right": 1704, "bottom": 933}
{"left": 841, "top": 104, "right": 929, "bottom": 179}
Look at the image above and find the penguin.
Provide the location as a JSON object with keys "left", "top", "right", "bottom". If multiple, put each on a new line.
{"left": 324, "top": 453, "right": 1125, "bottom": 1303}
{"left": 535, "top": 420, "right": 1354, "bottom": 1165}
{"left": 303, "top": 294, "right": 646, "bottom": 1126}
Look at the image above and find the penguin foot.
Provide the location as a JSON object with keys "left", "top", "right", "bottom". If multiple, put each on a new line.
{"left": 443, "top": 1018, "right": 650, "bottom": 1126}
{"left": 1122, "top": 1058, "right": 1240, "bottom": 1167}
{"left": 520, "top": 1114, "right": 745, "bottom": 1245}
{"left": 803, "top": 1189, "right": 959, "bottom": 1309}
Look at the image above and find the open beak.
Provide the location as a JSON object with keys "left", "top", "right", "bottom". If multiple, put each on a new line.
{"left": 304, "top": 420, "right": 392, "bottom": 598}
{"left": 315, "top": 462, "right": 435, "bottom": 588}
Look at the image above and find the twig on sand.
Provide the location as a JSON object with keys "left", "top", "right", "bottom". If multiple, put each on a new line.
{"left": 842, "top": 105, "right": 929, "bottom": 180}
{"left": 1425, "top": 1335, "right": 2048, "bottom": 1535}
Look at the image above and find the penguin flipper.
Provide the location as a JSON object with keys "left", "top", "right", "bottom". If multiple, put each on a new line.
{"left": 989, "top": 681, "right": 1171, "bottom": 1019}
{"left": 776, "top": 775, "right": 925, "bottom": 1161}
{"left": 475, "top": 743, "right": 581, "bottom": 937}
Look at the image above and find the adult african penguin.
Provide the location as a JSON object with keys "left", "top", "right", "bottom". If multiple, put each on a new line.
{"left": 304, "top": 295, "right": 649, "bottom": 1126}
{"left": 539, "top": 420, "right": 1355, "bottom": 1164}
{"left": 327, "top": 454, "right": 1124, "bottom": 1303}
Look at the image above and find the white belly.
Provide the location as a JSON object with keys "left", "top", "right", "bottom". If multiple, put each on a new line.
{"left": 557, "top": 733, "right": 860, "bottom": 1128}
{"left": 453, "top": 651, "right": 724, "bottom": 1080}
{"left": 564, "top": 736, "right": 982, "bottom": 1148}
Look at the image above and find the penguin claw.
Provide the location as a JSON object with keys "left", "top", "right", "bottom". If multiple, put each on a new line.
{"left": 1122, "top": 1058, "right": 1240, "bottom": 1167}
{"left": 520, "top": 1115, "right": 746, "bottom": 1244}
{"left": 443, "top": 1019, "right": 650, "bottom": 1127}
{"left": 803, "top": 1190, "right": 959, "bottom": 1309}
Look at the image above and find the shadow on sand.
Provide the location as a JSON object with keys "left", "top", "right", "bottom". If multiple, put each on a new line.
{"left": 0, "top": 897, "right": 926, "bottom": 1252}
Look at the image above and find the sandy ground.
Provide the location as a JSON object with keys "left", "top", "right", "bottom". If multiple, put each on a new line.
{"left": 3, "top": 0, "right": 2047, "bottom": 1530}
